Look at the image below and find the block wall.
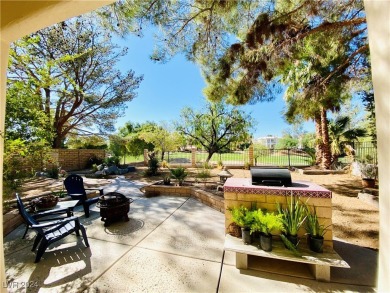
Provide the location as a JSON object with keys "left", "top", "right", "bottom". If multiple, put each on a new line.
{"left": 50, "top": 149, "right": 106, "bottom": 171}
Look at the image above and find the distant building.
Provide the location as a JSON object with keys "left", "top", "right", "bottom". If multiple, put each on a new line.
{"left": 254, "top": 135, "right": 279, "bottom": 149}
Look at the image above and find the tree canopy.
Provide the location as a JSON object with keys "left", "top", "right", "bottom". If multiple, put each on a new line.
{"left": 102, "top": 0, "right": 372, "bottom": 169}
{"left": 7, "top": 16, "right": 143, "bottom": 148}
{"left": 175, "top": 100, "right": 254, "bottom": 162}
{"left": 140, "top": 121, "right": 184, "bottom": 161}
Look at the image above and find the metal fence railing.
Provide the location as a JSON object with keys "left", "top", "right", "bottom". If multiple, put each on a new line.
{"left": 197, "top": 150, "right": 250, "bottom": 166}
{"left": 164, "top": 148, "right": 314, "bottom": 168}
{"left": 347, "top": 141, "right": 377, "bottom": 164}
{"left": 140, "top": 142, "right": 378, "bottom": 168}
{"left": 254, "top": 148, "right": 313, "bottom": 167}
{"left": 165, "top": 151, "right": 192, "bottom": 164}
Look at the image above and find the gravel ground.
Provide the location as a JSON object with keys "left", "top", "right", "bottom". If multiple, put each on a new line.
{"left": 16, "top": 167, "right": 379, "bottom": 250}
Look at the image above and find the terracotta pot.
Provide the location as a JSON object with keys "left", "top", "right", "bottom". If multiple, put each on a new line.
{"left": 362, "top": 178, "right": 375, "bottom": 188}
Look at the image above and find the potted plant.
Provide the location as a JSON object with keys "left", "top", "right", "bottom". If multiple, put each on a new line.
{"left": 358, "top": 161, "right": 377, "bottom": 188}
{"left": 251, "top": 210, "right": 284, "bottom": 252}
{"left": 305, "top": 205, "right": 331, "bottom": 253}
{"left": 277, "top": 194, "right": 307, "bottom": 247}
{"left": 169, "top": 167, "right": 188, "bottom": 186}
{"left": 229, "top": 206, "right": 254, "bottom": 244}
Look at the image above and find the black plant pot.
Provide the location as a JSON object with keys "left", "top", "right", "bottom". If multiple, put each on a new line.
{"left": 260, "top": 233, "right": 273, "bottom": 252}
{"left": 251, "top": 231, "right": 260, "bottom": 242}
{"left": 286, "top": 234, "right": 299, "bottom": 247}
{"left": 241, "top": 228, "right": 252, "bottom": 244}
{"left": 309, "top": 235, "right": 324, "bottom": 253}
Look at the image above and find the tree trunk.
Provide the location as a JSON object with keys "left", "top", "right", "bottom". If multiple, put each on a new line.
{"left": 314, "top": 113, "right": 323, "bottom": 166}
{"left": 205, "top": 151, "right": 214, "bottom": 163}
{"left": 52, "top": 133, "right": 63, "bottom": 148}
{"left": 320, "top": 108, "right": 332, "bottom": 169}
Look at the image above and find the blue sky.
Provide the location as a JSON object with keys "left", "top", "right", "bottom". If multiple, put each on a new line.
{"left": 114, "top": 29, "right": 315, "bottom": 139}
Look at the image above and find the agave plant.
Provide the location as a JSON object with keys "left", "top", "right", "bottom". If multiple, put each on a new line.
{"left": 277, "top": 193, "right": 307, "bottom": 237}
{"left": 305, "top": 206, "right": 330, "bottom": 238}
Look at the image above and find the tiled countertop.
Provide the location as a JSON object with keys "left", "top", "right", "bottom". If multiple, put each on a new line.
{"left": 223, "top": 178, "right": 332, "bottom": 198}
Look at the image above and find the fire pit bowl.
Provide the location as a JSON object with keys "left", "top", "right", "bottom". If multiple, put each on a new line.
{"left": 97, "top": 192, "right": 133, "bottom": 227}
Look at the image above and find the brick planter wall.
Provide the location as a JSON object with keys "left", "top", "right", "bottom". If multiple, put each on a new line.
{"left": 141, "top": 184, "right": 225, "bottom": 213}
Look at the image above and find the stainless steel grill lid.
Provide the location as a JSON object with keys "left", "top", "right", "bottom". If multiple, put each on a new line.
{"left": 250, "top": 168, "right": 292, "bottom": 187}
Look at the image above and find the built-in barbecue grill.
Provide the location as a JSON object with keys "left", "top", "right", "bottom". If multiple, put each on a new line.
{"left": 250, "top": 168, "right": 292, "bottom": 187}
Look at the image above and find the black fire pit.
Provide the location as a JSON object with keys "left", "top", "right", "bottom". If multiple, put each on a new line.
{"left": 97, "top": 192, "right": 133, "bottom": 226}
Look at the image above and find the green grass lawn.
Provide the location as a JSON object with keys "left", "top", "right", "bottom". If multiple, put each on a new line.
{"left": 121, "top": 155, "right": 144, "bottom": 164}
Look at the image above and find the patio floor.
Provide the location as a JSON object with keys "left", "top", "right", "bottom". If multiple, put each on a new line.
{"left": 4, "top": 178, "right": 377, "bottom": 292}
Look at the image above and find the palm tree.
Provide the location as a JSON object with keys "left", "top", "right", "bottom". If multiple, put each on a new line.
{"left": 328, "top": 115, "right": 367, "bottom": 164}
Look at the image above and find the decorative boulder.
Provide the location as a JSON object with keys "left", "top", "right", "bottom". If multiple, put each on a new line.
{"left": 103, "top": 165, "right": 119, "bottom": 175}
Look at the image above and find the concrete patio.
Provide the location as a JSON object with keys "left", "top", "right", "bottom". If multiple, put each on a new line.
{"left": 4, "top": 178, "right": 377, "bottom": 292}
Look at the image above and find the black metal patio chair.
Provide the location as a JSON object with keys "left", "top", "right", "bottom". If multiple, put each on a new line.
{"left": 16, "top": 193, "right": 90, "bottom": 263}
{"left": 64, "top": 174, "right": 103, "bottom": 218}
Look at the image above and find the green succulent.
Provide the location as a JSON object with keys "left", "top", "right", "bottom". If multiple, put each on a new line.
{"left": 277, "top": 194, "right": 307, "bottom": 236}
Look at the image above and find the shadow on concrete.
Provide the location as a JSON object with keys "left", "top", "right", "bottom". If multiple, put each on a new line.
{"left": 332, "top": 239, "right": 378, "bottom": 287}
{"left": 103, "top": 218, "right": 145, "bottom": 236}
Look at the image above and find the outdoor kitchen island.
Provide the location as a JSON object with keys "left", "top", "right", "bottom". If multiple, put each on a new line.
{"left": 223, "top": 177, "right": 349, "bottom": 282}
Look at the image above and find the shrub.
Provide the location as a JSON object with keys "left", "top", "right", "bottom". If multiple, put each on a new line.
{"left": 203, "top": 162, "right": 212, "bottom": 169}
{"left": 144, "top": 156, "right": 159, "bottom": 176}
{"left": 229, "top": 206, "right": 254, "bottom": 229}
{"left": 197, "top": 169, "right": 211, "bottom": 181}
{"left": 47, "top": 167, "right": 59, "bottom": 179}
{"left": 104, "top": 156, "right": 120, "bottom": 166}
{"left": 87, "top": 155, "right": 104, "bottom": 168}
{"left": 170, "top": 167, "right": 188, "bottom": 186}
{"left": 52, "top": 190, "right": 67, "bottom": 198}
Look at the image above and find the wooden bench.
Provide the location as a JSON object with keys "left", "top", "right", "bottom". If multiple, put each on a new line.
{"left": 224, "top": 234, "right": 349, "bottom": 282}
